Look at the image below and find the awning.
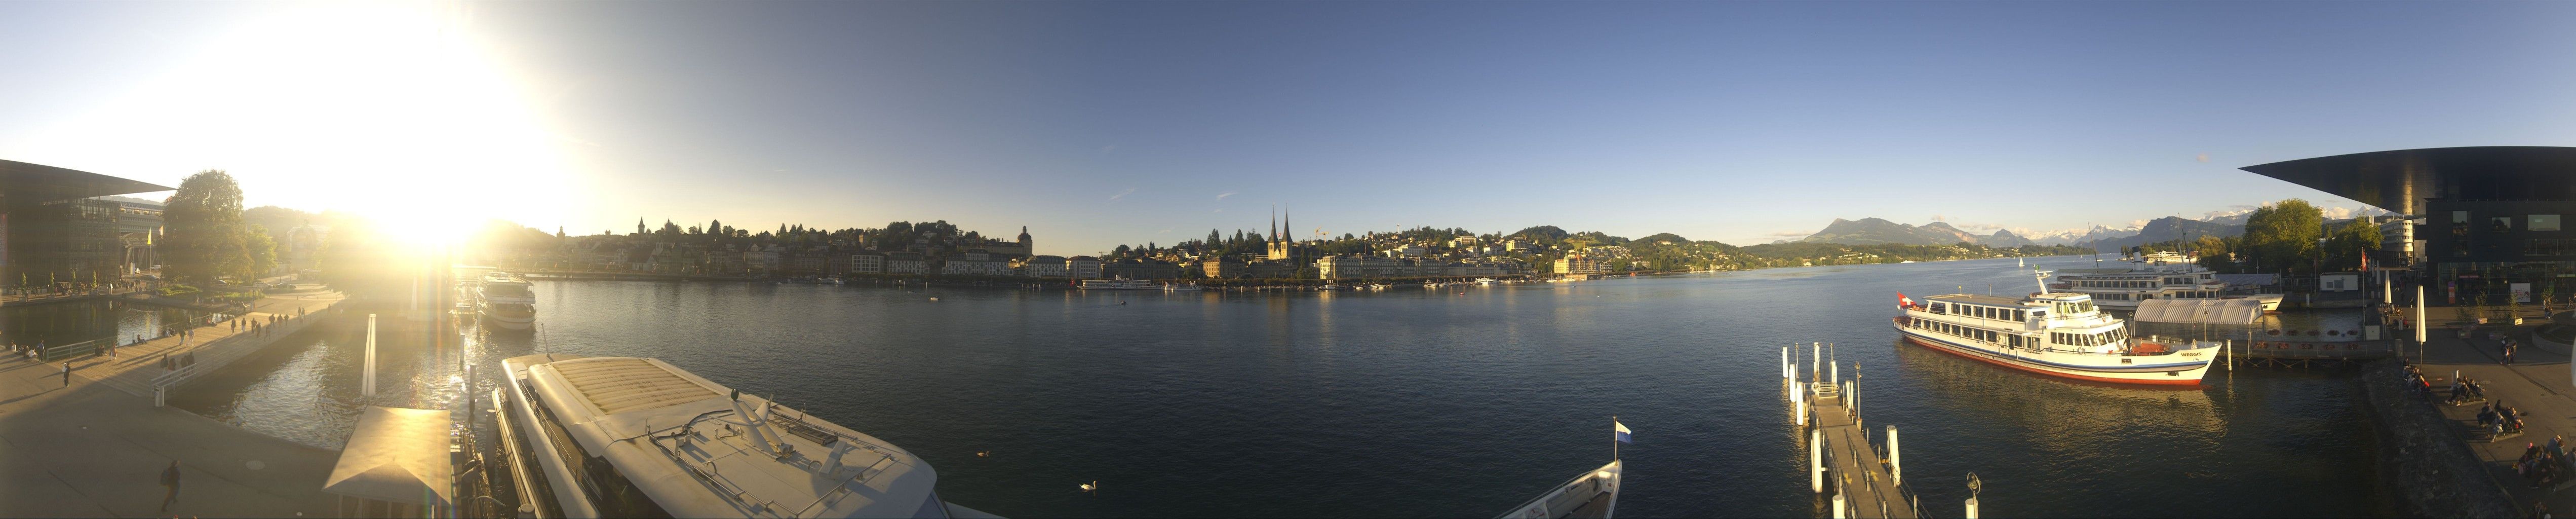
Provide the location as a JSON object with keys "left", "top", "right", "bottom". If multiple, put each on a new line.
{"left": 322, "top": 406, "right": 453, "bottom": 506}
{"left": 2132, "top": 298, "right": 2264, "bottom": 325}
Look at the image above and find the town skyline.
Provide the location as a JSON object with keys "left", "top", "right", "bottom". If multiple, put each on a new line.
{"left": 5, "top": 2, "right": 2567, "bottom": 254}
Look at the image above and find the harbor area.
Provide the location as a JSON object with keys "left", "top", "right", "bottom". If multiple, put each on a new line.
{"left": 1787, "top": 346, "right": 1922, "bottom": 519}
{"left": 0, "top": 288, "right": 350, "bottom": 517}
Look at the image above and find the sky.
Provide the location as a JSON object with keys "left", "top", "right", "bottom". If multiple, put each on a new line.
{"left": 4, "top": 1, "right": 2573, "bottom": 254}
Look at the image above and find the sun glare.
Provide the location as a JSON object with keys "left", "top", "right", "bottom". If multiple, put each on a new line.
{"left": 10, "top": 2, "right": 575, "bottom": 248}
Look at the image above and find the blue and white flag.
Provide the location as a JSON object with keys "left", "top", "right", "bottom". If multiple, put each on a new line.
{"left": 1614, "top": 420, "right": 1633, "bottom": 444}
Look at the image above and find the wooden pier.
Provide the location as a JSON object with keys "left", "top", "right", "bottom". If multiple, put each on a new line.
{"left": 1788, "top": 344, "right": 1921, "bottom": 519}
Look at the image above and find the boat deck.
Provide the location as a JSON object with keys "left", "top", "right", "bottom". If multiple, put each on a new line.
{"left": 1809, "top": 386, "right": 1916, "bottom": 518}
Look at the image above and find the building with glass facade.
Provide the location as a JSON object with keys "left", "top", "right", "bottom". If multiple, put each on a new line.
{"left": 2241, "top": 146, "right": 2576, "bottom": 302}
{"left": 0, "top": 160, "right": 173, "bottom": 288}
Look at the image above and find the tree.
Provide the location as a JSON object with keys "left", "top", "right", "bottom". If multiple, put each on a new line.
{"left": 162, "top": 170, "right": 250, "bottom": 284}
{"left": 2240, "top": 199, "right": 2323, "bottom": 274}
{"left": 2321, "top": 218, "right": 2383, "bottom": 271}
{"left": 246, "top": 225, "right": 280, "bottom": 277}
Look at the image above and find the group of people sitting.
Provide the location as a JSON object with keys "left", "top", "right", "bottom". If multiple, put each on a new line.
{"left": 2520, "top": 436, "right": 2570, "bottom": 489}
{"left": 2449, "top": 377, "right": 2490, "bottom": 404}
{"left": 2401, "top": 364, "right": 2434, "bottom": 395}
{"left": 2481, "top": 401, "right": 2527, "bottom": 438}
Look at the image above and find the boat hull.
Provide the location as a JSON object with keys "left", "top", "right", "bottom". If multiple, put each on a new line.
{"left": 1894, "top": 322, "right": 2211, "bottom": 386}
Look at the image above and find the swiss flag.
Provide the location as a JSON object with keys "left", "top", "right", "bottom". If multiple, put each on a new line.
{"left": 1898, "top": 292, "right": 1914, "bottom": 309}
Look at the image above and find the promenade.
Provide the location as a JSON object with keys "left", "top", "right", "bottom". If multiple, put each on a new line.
{"left": 0, "top": 288, "right": 349, "bottom": 517}
{"left": 2411, "top": 307, "right": 2576, "bottom": 516}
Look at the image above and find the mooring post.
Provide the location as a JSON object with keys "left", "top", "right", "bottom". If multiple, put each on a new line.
{"left": 1783, "top": 346, "right": 1791, "bottom": 381}
{"left": 1795, "top": 397, "right": 1807, "bottom": 427}
{"left": 1810, "top": 428, "right": 1824, "bottom": 493}
{"left": 1830, "top": 361, "right": 1839, "bottom": 386}
{"left": 1831, "top": 492, "right": 1846, "bottom": 519}
{"left": 363, "top": 313, "right": 378, "bottom": 397}
{"left": 1966, "top": 497, "right": 1979, "bottom": 519}
{"left": 1811, "top": 342, "right": 1821, "bottom": 384}
{"left": 1887, "top": 425, "right": 1901, "bottom": 486}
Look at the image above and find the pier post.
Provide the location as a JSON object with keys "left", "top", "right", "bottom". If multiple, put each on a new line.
{"left": 1812, "top": 342, "right": 1821, "bottom": 384}
{"left": 1811, "top": 428, "right": 1823, "bottom": 493}
{"left": 1830, "top": 361, "right": 1839, "bottom": 386}
{"left": 1831, "top": 492, "right": 1846, "bottom": 519}
{"left": 363, "top": 314, "right": 378, "bottom": 397}
{"left": 1965, "top": 497, "right": 1978, "bottom": 519}
{"left": 1795, "top": 397, "right": 1807, "bottom": 426}
{"left": 1783, "top": 346, "right": 1791, "bottom": 381}
{"left": 1887, "top": 425, "right": 1901, "bottom": 486}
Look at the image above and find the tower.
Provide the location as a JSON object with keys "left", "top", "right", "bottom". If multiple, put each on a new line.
{"left": 1018, "top": 226, "right": 1033, "bottom": 257}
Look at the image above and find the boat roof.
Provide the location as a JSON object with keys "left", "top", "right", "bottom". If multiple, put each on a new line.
{"left": 519, "top": 356, "right": 941, "bottom": 518}
{"left": 323, "top": 406, "right": 453, "bottom": 506}
{"left": 1921, "top": 293, "right": 2031, "bottom": 307}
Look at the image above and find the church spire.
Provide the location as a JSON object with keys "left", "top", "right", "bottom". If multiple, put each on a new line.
{"left": 1270, "top": 204, "right": 1278, "bottom": 241}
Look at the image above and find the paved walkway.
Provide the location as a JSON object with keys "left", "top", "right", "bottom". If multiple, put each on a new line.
{"left": 73, "top": 289, "right": 344, "bottom": 396}
{"left": 0, "top": 289, "right": 350, "bottom": 517}
{"left": 2413, "top": 310, "right": 2576, "bottom": 516}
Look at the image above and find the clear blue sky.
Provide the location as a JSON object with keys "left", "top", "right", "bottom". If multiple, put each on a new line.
{"left": 4, "top": 1, "right": 2573, "bottom": 254}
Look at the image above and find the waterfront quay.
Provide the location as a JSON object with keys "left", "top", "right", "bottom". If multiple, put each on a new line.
{"left": 2372, "top": 304, "right": 2576, "bottom": 517}
{"left": 0, "top": 288, "right": 348, "bottom": 517}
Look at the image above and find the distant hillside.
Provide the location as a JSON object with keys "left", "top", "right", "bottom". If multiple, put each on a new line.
{"left": 1798, "top": 218, "right": 2030, "bottom": 247}
{"left": 2077, "top": 216, "right": 2242, "bottom": 251}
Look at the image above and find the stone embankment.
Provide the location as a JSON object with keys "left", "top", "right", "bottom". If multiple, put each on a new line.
{"left": 2357, "top": 359, "right": 2518, "bottom": 517}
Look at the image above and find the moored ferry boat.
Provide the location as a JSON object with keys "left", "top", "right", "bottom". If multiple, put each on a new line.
{"left": 1161, "top": 282, "right": 1204, "bottom": 291}
{"left": 1077, "top": 278, "right": 1158, "bottom": 290}
{"left": 478, "top": 272, "right": 536, "bottom": 330}
{"left": 2052, "top": 251, "right": 2236, "bottom": 310}
{"left": 496, "top": 354, "right": 999, "bottom": 518}
{"left": 1892, "top": 271, "right": 2220, "bottom": 385}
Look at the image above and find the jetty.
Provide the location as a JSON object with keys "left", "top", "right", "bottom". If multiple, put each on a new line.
{"left": 1786, "top": 343, "right": 1922, "bottom": 519}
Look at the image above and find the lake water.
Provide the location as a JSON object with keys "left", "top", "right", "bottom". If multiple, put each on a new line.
{"left": 176, "top": 256, "right": 2385, "bottom": 517}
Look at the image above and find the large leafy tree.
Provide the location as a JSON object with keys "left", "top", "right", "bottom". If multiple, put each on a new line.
{"left": 162, "top": 170, "right": 249, "bottom": 284}
{"left": 246, "top": 225, "right": 280, "bottom": 277}
{"left": 2240, "top": 199, "right": 2323, "bottom": 274}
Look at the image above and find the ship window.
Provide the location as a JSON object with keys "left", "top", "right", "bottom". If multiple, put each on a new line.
{"left": 2536, "top": 214, "right": 2563, "bottom": 232}
{"left": 525, "top": 392, "right": 678, "bottom": 518}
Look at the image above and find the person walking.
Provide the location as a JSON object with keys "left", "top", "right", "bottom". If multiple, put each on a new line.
{"left": 60, "top": 361, "right": 71, "bottom": 387}
{"left": 159, "top": 461, "right": 181, "bottom": 512}
{"left": 2505, "top": 341, "right": 2518, "bottom": 365}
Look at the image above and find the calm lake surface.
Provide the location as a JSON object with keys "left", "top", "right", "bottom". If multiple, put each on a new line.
{"left": 176, "top": 256, "right": 2385, "bottom": 517}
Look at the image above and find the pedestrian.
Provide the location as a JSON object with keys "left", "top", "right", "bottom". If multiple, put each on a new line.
{"left": 159, "top": 461, "right": 181, "bottom": 512}
{"left": 60, "top": 361, "right": 71, "bottom": 387}
{"left": 2507, "top": 342, "right": 2519, "bottom": 365}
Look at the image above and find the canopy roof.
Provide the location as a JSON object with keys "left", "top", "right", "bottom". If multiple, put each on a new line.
{"left": 0, "top": 159, "right": 173, "bottom": 202}
{"left": 323, "top": 406, "right": 453, "bottom": 506}
{"left": 2132, "top": 298, "right": 2263, "bottom": 325}
{"left": 2239, "top": 146, "right": 2576, "bottom": 214}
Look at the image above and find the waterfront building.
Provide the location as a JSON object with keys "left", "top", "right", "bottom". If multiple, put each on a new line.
{"left": 1105, "top": 258, "right": 1183, "bottom": 280}
{"left": 1067, "top": 255, "right": 1103, "bottom": 278}
{"left": 884, "top": 252, "right": 927, "bottom": 275}
{"left": 1019, "top": 254, "right": 1068, "bottom": 277}
{"left": 1317, "top": 254, "right": 1411, "bottom": 279}
{"left": 0, "top": 160, "right": 174, "bottom": 287}
{"left": 1200, "top": 256, "right": 1244, "bottom": 278}
{"left": 789, "top": 251, "right": 828, "bottom": 275}
{"left": 941, "top": 255, "right": 1013, "bottom": 276}
{"left": 2242, "top": 146, "right": 2576, "bottom": 294}
{"left": 744, "top": 246, "right": 783, "bottom": 274}
{"left": 1555, "top": 255, "right": 1603, "bottom": 275}
{"left": 849, "top": 251, "right": 885, "bottom": 274}
{"left": 1449, "top": 235, "right": 1481, "bottom": 248}
{"left": 1245, "top": 260, "right": 1295, "bottom": 279}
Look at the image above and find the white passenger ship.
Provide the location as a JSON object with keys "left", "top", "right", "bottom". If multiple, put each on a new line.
{"left": 1892, "top": 271, "right": 2219, "bottom": 386}
{"left": 2051, "top": 251, "right": 2238, "bottom": 310}
{"left": 479, "top": 272, "right": 536, "bottom": 330}
{"left": 496, "top": 354, "right": 998, "bottom": 518}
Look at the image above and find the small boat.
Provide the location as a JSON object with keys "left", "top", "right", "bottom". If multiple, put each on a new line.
{"left": 477, "top": 272, "right": 536, "bottom": 331}
{"left": 1475, "top": 278, "right": 1497, "bottom": 286}
{"left": 1500, "top": 460, "right": 1621, "bottom": 518}
{"left": 1162, "top": 282, "right": 1204, "bottom": 291}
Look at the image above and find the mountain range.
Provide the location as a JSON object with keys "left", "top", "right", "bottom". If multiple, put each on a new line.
{"left": 1794, "top": 218, "right": 2033, "bottom": 247}
{"left": 1794, "top": 215, "right": 2247, "bottom": 251}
